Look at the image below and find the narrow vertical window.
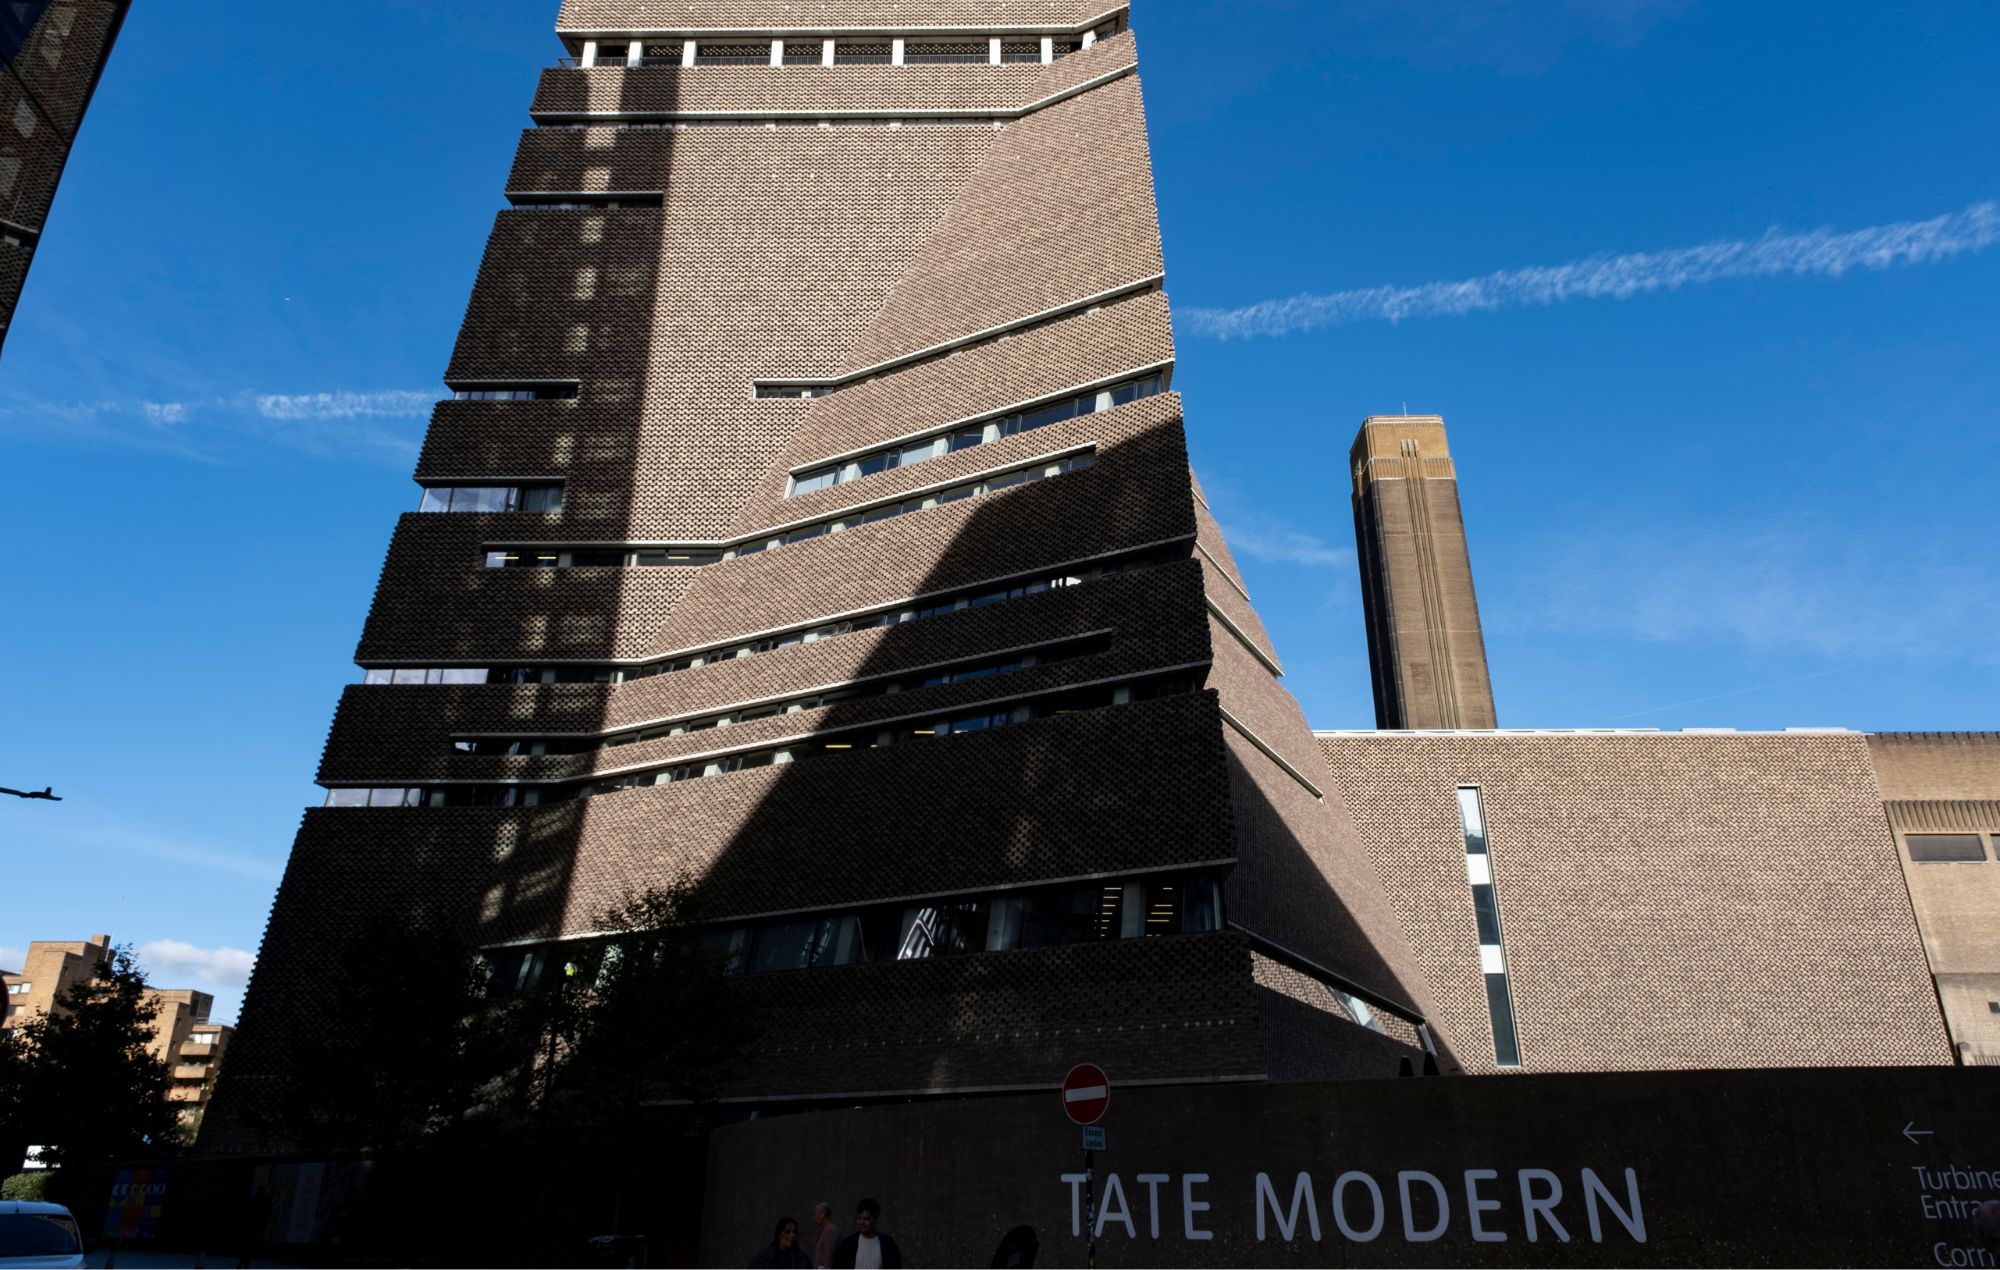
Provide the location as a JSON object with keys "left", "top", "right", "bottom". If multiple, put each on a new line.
{"left": 1458, "top": 786, "right": 1521, "bottom": 1067}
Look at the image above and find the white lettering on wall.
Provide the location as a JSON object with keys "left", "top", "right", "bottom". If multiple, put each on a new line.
{"left": 1136, "top": 1174, "right": 1170, "bottom": 1239}
{"left": 1061, "top": 1173, "right": 1086, "bottom": 1238}
{"left": 1464, "top": 1169, "right": 1507, "bottom": 1243}
{"left": 1096, "top": 1174, "right": 1137, "bottom": 1239}
{"left": 1582, "top": 1168, "right": 1647, "bottom": 1244}
{"left": 1331, "top": 1171, "right": 1385, "bottom": 1242}
{"left": 1255, "top": 1172, "right": 1321, "bottom": 1242}
{"left": 1520, "top": 1169, "right": 1571, "bottom": 1243}
{"left": 1182, "top": 1174, "right": 1213, "bottom": 1241}
{"left": 1398, "top": 1171, "right": 1450, "bottom": 1242}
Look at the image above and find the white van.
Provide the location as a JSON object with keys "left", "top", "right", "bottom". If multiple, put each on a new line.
{"left": 0, "top": 1201, "right": 84, "bottom": 1269}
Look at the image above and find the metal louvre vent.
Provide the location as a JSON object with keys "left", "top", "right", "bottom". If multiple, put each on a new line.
{"left": 905, "top": 40, "right": 987, "bottom": 64}
{"left": 694, "top": 42, "right": 768, "bottom": 66}
{"left": 832, "top": 40, "right": 891, "bottom": 65}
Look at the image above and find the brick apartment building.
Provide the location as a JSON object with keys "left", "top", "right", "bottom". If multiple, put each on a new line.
{"left": 203, "top": 4, "right": 1990, "bottom": 1153}
{"left": 0, "top": 0, "right": 130, "bottom": 354}
{"left": 2, "top": 936, "right": 237, "bottom": 1121}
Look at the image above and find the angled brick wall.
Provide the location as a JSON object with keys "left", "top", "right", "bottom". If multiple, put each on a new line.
{"left": 1320, "top": 732, "right": 1952, "bottom": 1073}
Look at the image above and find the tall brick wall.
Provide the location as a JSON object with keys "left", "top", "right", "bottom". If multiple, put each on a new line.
{"left": 208, "top": 1, "right": 1434, "bottom": 1151}
{"left": 1319, "top": 731, "right": 1953, "bottom": 1074}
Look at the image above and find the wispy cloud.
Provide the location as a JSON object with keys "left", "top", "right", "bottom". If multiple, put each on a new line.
{"left": 22, "top": 817, "right": 284, "bottom": 882}
{"left": 1222, "top": 516, "right": 1352, "bottom": 569}
{"left": 1183, "top": 201, "right": 2000, "bottom": 340}
{"left": 254, "top": 390, "right": 433, "bottom": 421}
{"left": 1492, "top": 525, "right": 2000, "bottom": 667}
{"left": 0, "top": 388, "right": 433, "bottom": 464}
{"left": 136, "top": 940, "right": 256, "bottom": 990}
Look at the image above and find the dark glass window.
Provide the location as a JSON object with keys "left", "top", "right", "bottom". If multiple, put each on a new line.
{"left": 1485, "top": 975, "right": 1521, "bottom": 1068}
{"left": 1471, "top": 884, "right": 1503, "bottom": 945}
{"left": 1905, "top": 834, "right": 1987, "bottom": 862}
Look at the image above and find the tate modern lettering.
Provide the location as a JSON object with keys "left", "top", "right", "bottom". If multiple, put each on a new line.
{"left": 1058, "top": 1167, "right": 1646, "bottom": 1246}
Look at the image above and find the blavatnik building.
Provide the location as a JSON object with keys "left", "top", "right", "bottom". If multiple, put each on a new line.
{"left": 206, "top": 0, "right": 1451, "bottom": 1144}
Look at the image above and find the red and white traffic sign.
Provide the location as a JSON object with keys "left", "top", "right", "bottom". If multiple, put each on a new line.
{"left": 1061, "top": 1063, "right": 1110, "bottom": 1126}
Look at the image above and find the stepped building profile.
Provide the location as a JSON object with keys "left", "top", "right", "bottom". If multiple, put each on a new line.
{"left": 209, "top": 0, "right": 1451, "bottom": 1140}
{"left": 0, "top": 0, "right": 131, "bottom": 354}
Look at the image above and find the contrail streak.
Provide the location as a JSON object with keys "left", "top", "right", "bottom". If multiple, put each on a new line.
{"left": 1180, "top": 201, "right": 2000, "bottom": 340}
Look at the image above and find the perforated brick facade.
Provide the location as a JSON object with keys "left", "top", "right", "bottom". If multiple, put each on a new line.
{"left": 1318, "top": 731, "right": 1954, "bottom": 1074}
{"left": 206, "top": 1, "right": 1440, "bottom": 1153}
{"left": 0, "top": 0, "right": 130, "bottom": 354}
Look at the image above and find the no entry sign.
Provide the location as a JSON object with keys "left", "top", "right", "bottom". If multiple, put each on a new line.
{"left": 1061, "top": 1063, "right": 1110, "bottom": 1126}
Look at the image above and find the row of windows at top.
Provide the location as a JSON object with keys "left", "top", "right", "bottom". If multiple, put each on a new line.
{"left": 449, "top": 633, "right": 1110, "bottom": 756}
{"left": 325, "top": 672, "right": 1193, "bottom": 809}
{"left": 1904, "top": 833, "right": 1996, "bottom": 863}
{"left": 567, "top": 23, "right": 1120, "bottom": 70}
{"left": 358, "top": 546, "right": 1176, "bottom": 687}
{"left": 482, "top": 454, "right": 1092, "bottom": 570}
{"left": 786, "top": 375, "right": 1160, "bottom": 496}
{"left": 486, "top": 870, "right": 1220, "bottom": 998}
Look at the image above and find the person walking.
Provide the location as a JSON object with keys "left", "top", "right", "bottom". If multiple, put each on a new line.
{"left": 748, "top": 1216, "right": 812, "bottom": 1268}
{"left": 810, "top": 1202, "right": 841, "bottom": 1269}
{"left": 830, "top": 1198, "right": 903, "bottom": 1269}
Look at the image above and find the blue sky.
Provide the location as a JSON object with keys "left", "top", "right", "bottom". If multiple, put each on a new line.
{"left": 1, "top": 0, "right": 1995, "bottom": 1019}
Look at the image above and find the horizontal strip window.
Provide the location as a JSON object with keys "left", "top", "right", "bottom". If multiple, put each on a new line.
{"left": 788, "top": 376, "right": 1158, "bottom": 495}
{"left": 560, "top": 24, "right": 1123, "bottom": 71}
{"left": 506, "top": 195, "right": 662, "bottom": 211}
{"left": 419, "top": 484, "right": 563, "bottom": 514}
{"left": 543, "top": 119, "right": 1007, "bottom": 132}
{"left": 1905, "top": 833, "right": 1989, "bottom": 862}
{"left": 451, "top": 633, "right": 1112, "bottom": 756}
{"left": 485, "top": 453, "right": 1093, "bottom": 569}
{"left": 486, "top": 871, "right": 1219, "bottom": 998}
{"left": 329, "top": 673, "right": 1194, "bottom": 809}
{"left": 449, "top": 384, "right": 579, "bottom": 402}
{"left": 754, "top": 284, "right": 1162, "bottom": 399}
{"left": 360, "top": 544, "right": 1180, "bottom": 687}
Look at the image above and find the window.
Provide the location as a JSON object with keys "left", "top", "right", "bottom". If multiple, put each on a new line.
{"left": 1458, "top": 787, "right": 1522, "bottom": 1068}
{"left": 904, "top": 40, "right": 986, "bottom": 64}
{"left": 487, "top": 871, "right": 1227, "bottom": 994}
{"left": 694, "top": 42, "right": 768, "bottom": 65}
{"left": 781, "top": 40, "right": 824, "bottom": 65}
{"left": 362, "top": 668, "right": 491, "bottom": 686}
{"left": 1905, "top": 834, "right": 1987, "bottom": 862}
{"left": 488, "top": 454, "right": 1093, "bottom": 570}
{"left": 419, "top": 484, "right": 564, "bottom": 514}
{"left": 190, "top": 1032, "right": 219, "bottom": 1046}
{"left": 451, "top": 634, "right": 1110, "bottom": 756}
{"left": 331, "top": 672, "right": 1194, "bottom": 811}
{"left": 451, "top": 385, "right": 578, "bottom": 402}
{"left": 788, "top": 374, "right": 1159, "bottom": 496}
{"left": 5, "top": 983, "right": 28, "bottom": 995}
{"left": 832, "top": 41, "right": 891, "bottom": 65}
{"left": 1000, "top": 39, "right": 1041, "bottom": 63}
{"left": 361, "top": 546, "right": 1178, "bottom": 689}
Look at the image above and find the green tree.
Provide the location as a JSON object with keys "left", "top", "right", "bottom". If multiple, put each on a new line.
{"left": 6, "top": 946, "right": 183, "bottom": 1169}
{"left": 265, "top": 915, "right": 520, "bottom": 1154}
{"left": 548, "top": 880, "right": 760, "bottom": 1127}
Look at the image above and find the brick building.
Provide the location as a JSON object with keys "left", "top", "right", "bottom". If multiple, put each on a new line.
{"left": 1, "top": 936, "right": 237, "bottom": 1123}
{"left": 206, "top": 0, "right": 1448, "bottom": 1149}
{"left": 0, "top": 0, "right": 130, "bottom": 354}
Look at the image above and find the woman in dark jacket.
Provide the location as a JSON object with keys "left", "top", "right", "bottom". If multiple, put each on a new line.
{"left": 749, "top": 1216, "right": 813, "bottom": 1269}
